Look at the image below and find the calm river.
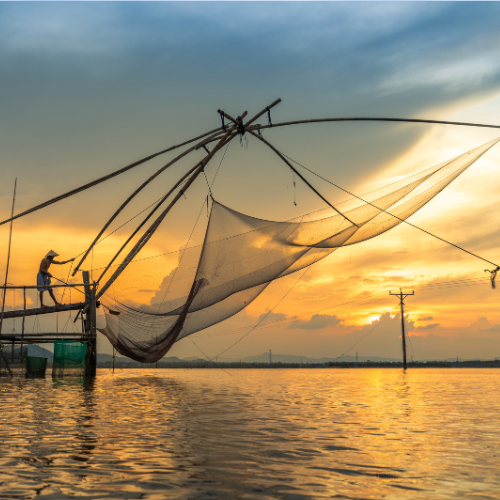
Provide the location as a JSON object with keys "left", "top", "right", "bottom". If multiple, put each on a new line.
{"left": 1, "top": 368, "right": 499, "bottom": 499}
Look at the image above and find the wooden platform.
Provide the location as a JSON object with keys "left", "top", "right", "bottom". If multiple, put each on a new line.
{"left": 0, "top": 302, "right": 85, "bottom": 320}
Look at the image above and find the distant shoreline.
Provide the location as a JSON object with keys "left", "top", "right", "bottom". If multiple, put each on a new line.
{"left": 101, "top": 360, "right": 500, "bottom": 369}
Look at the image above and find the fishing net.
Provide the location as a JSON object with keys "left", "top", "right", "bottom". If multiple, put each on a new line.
{"left": 52, "top": 341, "right": 87, "bottom": 378}
{"left": 99, "top": 138, "right": 499, "bottom": 362}
{"left": 26, "top": 356, "right": 48, "bottom": 377}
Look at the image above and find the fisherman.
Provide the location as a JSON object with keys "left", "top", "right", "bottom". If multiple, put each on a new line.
{"left": 37, "top": 250, "right": 74, "bottom": 308}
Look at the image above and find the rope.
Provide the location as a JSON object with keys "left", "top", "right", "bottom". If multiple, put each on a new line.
{"left": 203, "top": 170, "right": 214, "bottom": 199}
{"left": 200, "top": 293, "right": 390, "bottom": 339}
{"left": 188, "top": 336, "right": 232, "bottom": 375}
{"left": 281, "top": 152, "right": 499, "bottom": 268}
{"left": 267, "top": 106, "right": 272, "bottom": 128}
{"left": 210, "top": 142, "right": 231, "bottom": 189}
{"left": 210, "top": 266, "right": 311, "bottom": 360}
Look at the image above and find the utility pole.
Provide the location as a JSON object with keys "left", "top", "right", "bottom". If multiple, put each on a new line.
{"left": 389, "top": 288, "right": 414, "bottom": 370}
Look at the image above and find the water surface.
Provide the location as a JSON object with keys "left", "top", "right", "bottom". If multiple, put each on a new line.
{"left": 1, "top": 368, "right": 499, "bottom": 499}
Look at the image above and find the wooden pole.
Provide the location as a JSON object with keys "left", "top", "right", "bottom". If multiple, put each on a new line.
{"left": 90, "top": 281, "right": 97, "bottom": 376}
{"left": 247, "top": 130, "right": 358, "bottom": 226}
{"left": 73, "top": 126, "right": 237, "bottom": 275}
{"left": 96, "top": 127, "right": 240, "bottom": 301}
{"left": 72, "top": 127, "right": 236, "bottom": 276}
{"left": 20, "top": 287, "right": 26, "bottom": 360}
{"left": 243, "top": 98, "right": 281, "bottom": 128}
{"left": 390, "top": 288, "right": 414, "bottom": 370}
{"left": 0, "top": 127, "right": 224, "bottom": 228}
{"left": 247, "top": 116, "right": 500, "bottom": 133}
{"left": 0, "top": 178, "right": 17, "bottom": 344}
{"left": 1, "top": 302, "right": 86, "bottom": 320}
{"left": 83, "top": 271, "right": 97, "bottom": 378}
{"left": 96, "top": 162, "right": 200, "bottom": 283}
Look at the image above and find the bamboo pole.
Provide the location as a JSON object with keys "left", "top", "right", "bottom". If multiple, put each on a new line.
{"left": 96, "top": 162, "right": 200, "bottom": 283}
{"left": 0, "top": 127, "right": 225, "bottom": 228}
{"left": 247, "top": 130, "right": 358, "bottom": 226}
{"left": 20, "top": 287, "right": 26, "bottom": 358}
{"left": 196, "top": 111, "right": 247, "bottom": 150}
{"left": 73, "top": 126, "right": 238, "bottom": 275}
{"left": 247, "top": 116, "right": 500, "bottom": 132}
{"left": 97, "top": 128, "right": 240, "bottom": 301}
{"left": 96, "top": 119, "right": 244, "bottom": 282}
{"left": 96, "top": 102, "right": 282, "bottom": 300}
{"left": 0, "top": 179, "right": 17, "bottom": 343}
{"left": 243, "top": 98, "right": 281, "bottom": 128}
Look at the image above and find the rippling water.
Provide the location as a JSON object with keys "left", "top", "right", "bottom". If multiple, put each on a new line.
{"left": 1, "top": 368, "right": 499, "bottom": 499}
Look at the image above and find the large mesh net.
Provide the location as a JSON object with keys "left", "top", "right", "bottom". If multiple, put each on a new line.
{"left": 99, "top": 138, "right": 499, "bottom": 362}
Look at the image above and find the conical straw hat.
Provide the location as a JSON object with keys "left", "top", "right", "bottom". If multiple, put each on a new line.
{"left": 45, "top": 250, "right": 59, "bottom": 258}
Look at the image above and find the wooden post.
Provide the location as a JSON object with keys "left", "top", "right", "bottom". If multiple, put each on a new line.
{"left": 83, "top": 271, "right": 97, "bottom": 377}
{"left": 0, "top": 178, "right": 17, "bottom": 343}
{"left": 90, "top": 282, "right": 97, "bottom": 376}
{"left": 20, "top": 287, "right": 26, "bottom": 360}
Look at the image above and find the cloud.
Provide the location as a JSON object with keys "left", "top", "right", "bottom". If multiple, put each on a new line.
{"left": 418, "top": 316, "right": 434, "bottom": 321}
{"left": 290, "top": 314, "right": 343, "bottom": 330}
{"left": 415, "top": 323, "right": 440, "bottom": 331}
{"left": 258, "top": 310, "right": 287, "bottom": 323}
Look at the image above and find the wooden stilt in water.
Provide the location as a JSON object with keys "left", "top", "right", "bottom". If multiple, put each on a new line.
{"left": 20, "top": 287, "right": 26, "bottom": 360}
{"left": 83, "top": 271, "right": 97, "bottom": 377}
{"left": 1, "top": 179, "right": 17, "bottom": 377}
{"left": 0, "top": 178, "right": 17, "bottom": 343}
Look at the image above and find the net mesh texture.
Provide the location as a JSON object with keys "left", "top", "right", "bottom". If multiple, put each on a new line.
{"left": 26, "top": 356, "right": 48, "bottom": 377}
{"left": 52, "top": 341, "right": 87, "bottom": 378}
{"left": 98, "top": 138, "right": 499, "bottom": 362}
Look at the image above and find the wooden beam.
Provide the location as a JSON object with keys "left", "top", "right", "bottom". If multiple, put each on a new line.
{"left": 2, "top": 333, "right": 84, "bottom": 340}
{"left": 96, "top": 128, "right": 240, "bottom": 301}
{"left": 4, "top": 338, "right": 86, "bottom": 344}
{"left": 0, "top": 127, "right": 224, "bottom": 228}
{"left": 0, "top": 302, "right": 85, "bottom": 320}
{"left": 73, "top": 124, "right": 240, "bottom": 275}
{"left": 247, "top": 130, "right": 358, "bottom": 227}
{"left": 247, "top": 116, "right": 500, "bottom": 132}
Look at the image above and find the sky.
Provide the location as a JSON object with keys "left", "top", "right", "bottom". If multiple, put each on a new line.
{"left": 1, "top": 2, "right": 500, "bottom": 361}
